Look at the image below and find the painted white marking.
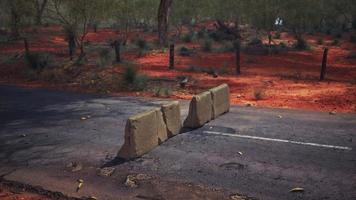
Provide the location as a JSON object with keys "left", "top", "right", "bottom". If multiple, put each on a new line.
{"left": 203, "top": 131, "right": 352, "bottom": 151}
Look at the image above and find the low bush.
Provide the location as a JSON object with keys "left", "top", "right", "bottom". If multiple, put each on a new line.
{"left": 153, "top": 86, "right": 172, "bottom": 97}
{"left": 346, "top": 51, "right": 356, "bottom": 59}
{"left": 179, "top": 46, "right": 191, "bottom": 56}
{"left": 98, "top": 48, "right": 113, "bottom": 67}
{"left": 248, "top": 38, "right": 263, "bottom": 46}
{"left": 317, "top": 38, "right": 324, "bottom": 45}
{"left": 293, "top": 36, "right": 310, "bottom": 50}
{"left": 331, "top": 39, "right": 340, "bottom": 46}
{"left": 135, "top": 38, "right": 148, "bottom": 50}
{"left": 181, "top": 32, "right": 194, "bottom": 43}
{"left": 197, "top": 28, "right": 207, "bottom": 39}
{"left": 25, "top": 52, "right": 55, "bottom": 71}
{"left": 274, "top": 32, "right": 281, "bottom": 39}
{"left": 122, "top": 63, "right": 148, "bottom": 91}
{"left": 201, "top": 39, "right": 212, "bottom": 52}
{"left": 253, "top": 88, "right": 266, "bottom": 100}
{"left": 123, "top": 63, "right": 137, "bottom": 84}
{"left": 350, "top": 34, "right": 356, "bottom": 43}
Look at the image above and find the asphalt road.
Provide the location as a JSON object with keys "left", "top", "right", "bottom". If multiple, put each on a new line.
{"left": 1, "top": 85, "right": 355, "bottom": 200}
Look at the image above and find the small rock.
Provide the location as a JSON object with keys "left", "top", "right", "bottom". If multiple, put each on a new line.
{"left": 329, "top": 111, "right": 336, "bottom": 115}
{"left": 81, "top": 117, "right": 87, "bottom": 120}
{"left": 237, "top": 151, "right": 243, "bottom": 156}
{"left": 229, "top": 194, "right": 244, "bottom": 200}
{"left": 277, "top": 115, "right": 283, "bottom": 119}
{"left": 245, "top": 103, "right": 253, "bottom": 107}
{"left": 20, "top": 134, "right": 27, "bottom": 137}
{"left": 124, "top": 173, "right": 151, "bottom": 188}
{"left": 125, "top": 175, "right": 138, "bottom": 188}
{"left": 66, "top": 162, "right": 83, "bottom": 172}
{"left": 97, "top": 167, "right": 115, "bottom": 177}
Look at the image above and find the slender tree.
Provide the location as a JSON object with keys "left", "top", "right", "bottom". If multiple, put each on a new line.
{"left": 157, "top": 0, "right": 173, "bottom": 45}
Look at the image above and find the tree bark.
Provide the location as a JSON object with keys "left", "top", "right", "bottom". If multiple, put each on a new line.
{"left": 157, "top": 0, "right": 173, "bottom": 46}
{"left": 34, "top": 0, "right": 48, "bottom": 26}
{"left": 234, "top": 40, "right": 241, "bottom": 75}
{"left": 169, "top": 43, "right": 174, "bottom": 69}
{"left": 113, "top": 40, "right": 121, "bottom": 63}
{"left": 23, "top": 37, "right": 30, "bottom": 56}
{"left": 320, "top": 48, "right": 329, "bottom": 81}
{"left": 9, "top": 2, "right": 20, "bottom": 38}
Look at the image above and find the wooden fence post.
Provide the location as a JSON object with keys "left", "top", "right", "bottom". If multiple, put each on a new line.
{"left": 320, "top": 48, "right": 329, "bottom": 81}
{"left": 169, "top": 43, "right": 174, "bottom": 70}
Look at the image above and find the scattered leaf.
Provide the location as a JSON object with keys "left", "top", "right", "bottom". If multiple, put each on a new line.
{"left": 278, "top": 115, "right": 283, "bottom": 119}
{"left": 81, "top": 117, "right": 87, "bottom": 120}
{"left": 329, "top": 111, "right": 336, "bottom": 115}
{"left": 290, "top": 187, "right": 304, "bottom": 193}
{"left": 76, "top": 179, "right": 84, "bottom": 192}
{"left": 20, "top": 134, "right": 27, "bottom": 137}
{"left": 97, "top": 167, "right": 115, "bottom": 177}
{"left": 237, "top": 151, "right": 243, "bottom": 156}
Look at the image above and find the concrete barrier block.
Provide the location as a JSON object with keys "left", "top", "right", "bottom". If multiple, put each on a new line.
{"left": 155, "top": 108, "right": 169, "bottom": 144}
{"left": 161, "top": 101, "right": 182, "bottom": 137}
{"left": 210, "top": 84, "right": 230, "bottom": 118}
{"left": 118, "top": 109, "right": 167, "bottom": 159}
{"left": 183, "top": 91, "right": 213, "bottom": 128}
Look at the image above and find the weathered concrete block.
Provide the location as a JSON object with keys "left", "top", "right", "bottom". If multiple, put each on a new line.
{"left": 155, "top": 108, "right": 168, "bottom": 143}
{"left": 210, "top": 84, "right": 230, "bottom": 118}
{"left": 161, "top": 101, "right": 182, "bottom": 137}
{"left": 118, "top": 108, "right": 168, "bottom": 159}
{"left": 183, "top": 91, "right": 213, "bottom": 128}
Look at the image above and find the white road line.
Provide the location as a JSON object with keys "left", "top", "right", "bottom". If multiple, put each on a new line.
{"left": 203, "top": 131, "right": 352, "bottom": 151}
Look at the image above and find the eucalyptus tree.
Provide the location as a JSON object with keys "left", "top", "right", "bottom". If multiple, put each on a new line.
{"left": 47, "top": 0, "right": 110, "bottom": 59}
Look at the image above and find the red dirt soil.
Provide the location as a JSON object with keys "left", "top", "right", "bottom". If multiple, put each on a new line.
{"left": 0, "top": 26, "right": 355, "bottom": 113}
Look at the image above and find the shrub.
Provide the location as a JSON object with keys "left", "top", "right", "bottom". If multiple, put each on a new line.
{"left": 350, "top": 34, "right": 356, "bottom": 43}
{"left": 197, "top": 28, "right": 207, "bottom": 39}
{"left": 253, "top": 88, "right": 266, "bottom": 100}
{"left": 279, "top": 42, "right": 287, "bottom": 49}
{"left": 133, "top": 75, "right": 149, "bottom": 91}
{"left": 248, "top": 38, "right": 263, "bottom": 46}
{"left": 123, "top": 64, "right": 137, "bottom": 84}
{"left": 331, "top": 39, "right": 340, "bottom": 46}
{"left": 274, "top": 32, "right": 281, "bottom": 39}
{"left": 181, "top": 32, "right": 193, "bottom": 43}
{"left": 135, "top": 38, "right": 148, "bottom": 50}
{"left": 317, "top": 38, "right": 324, "bottom": 45}
{"left": 179, "top": 46, "right": 191, "bottom": 56}
{"left": 201, "top": 39, "right": 212, "bottom": 52}
{"left": 153, "top": 87, "right": 172, "bottom": 97}
{"left": 346, "top": 51, "right": 356, "bottom": 59}
{"left": 98, "top": 49, "right": 113, "bottom": 67}
{"left": 293, "top": 36, "right": 310, "bottom": 50}
{"left": 25, "top": 52, "right": 55, "bottom": 71}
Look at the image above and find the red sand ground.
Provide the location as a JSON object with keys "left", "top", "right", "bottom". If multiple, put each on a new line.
{"left": 0, "top": 26, "right": 355, "bottom": 113}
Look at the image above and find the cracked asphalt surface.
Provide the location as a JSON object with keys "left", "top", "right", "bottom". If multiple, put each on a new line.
{"left": 1, "top": 85, "right": 355, "bottom": 200}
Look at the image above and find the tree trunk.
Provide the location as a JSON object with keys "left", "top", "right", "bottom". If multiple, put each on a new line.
{"left": 23, "top": 37, "right": 30, "bottom": 56}
{"left": 169, "top": 43, "right": 174, "bottom": 69}
{"left": 9, "top": 3, "right": 20, "bottom": 38}
{"left": 320, "top": 48, "right": 329, "bottom": 81}
{"left": 157, "top": 0, "right": 173, "bottom": 46}
{"left": 114, "top": 40, "right": 121, "bottom": 63}
{"left": 234, "top": 40, "right": 241, "bottom": 75}
{"left": 68, "top": 36, "right": 76, "bottom": 60}
{"left": 34, "top": 0, "right": 48, "bottom": 26}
